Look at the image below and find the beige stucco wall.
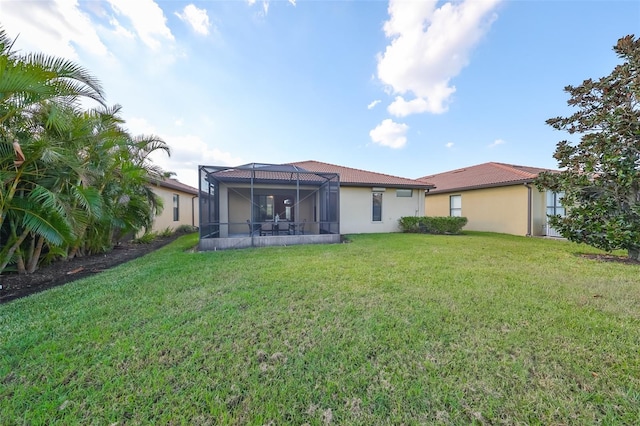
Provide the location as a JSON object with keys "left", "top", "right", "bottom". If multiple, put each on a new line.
{"left": 340, "top": 187, "right": 425, "bottom": 234}
{"left": 150, "top": 186, "right": 199, "bottom": 233}
{"left": 425, "top": 185, "right": 547, "bottom": 236}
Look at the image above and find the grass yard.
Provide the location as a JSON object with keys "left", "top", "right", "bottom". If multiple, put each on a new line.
{"left": 1, "top": 232, "right": 639, "bottom": 425}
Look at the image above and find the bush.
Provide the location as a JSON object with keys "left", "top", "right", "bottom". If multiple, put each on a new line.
{"left": 134, "top": 232, "right": 157, "bottom": 244}
{"left": 399, "top": 216, "right": 468, "bottom": 235}
{"left": 175, "top": 224, "right": 198, "bottom": 234}
{"left": 398, "top": 216, "right": 422, "bottom": 233}
{"left": 158, "top": 227, "right": 174, "bottom": 237}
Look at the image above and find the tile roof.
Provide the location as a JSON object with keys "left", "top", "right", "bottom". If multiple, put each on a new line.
{"left": 418, "top": 162, "right": 556, "bottom": 194}
{"left": 200, "top": 163, "right": 337, "bottom": 184}
{"left": 290, "top": 160, "right": 434, "bottom": 189}
{"left": 151, "top": 177, "right": 198, "bottom": 195}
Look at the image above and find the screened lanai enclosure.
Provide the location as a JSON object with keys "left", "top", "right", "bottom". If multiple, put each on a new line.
{"left": 199, "top": 163, "right": 341, "bottom": 250}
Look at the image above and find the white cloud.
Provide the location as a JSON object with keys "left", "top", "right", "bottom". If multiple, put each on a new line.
{"left": 445, "top": 142, "right": 454, "bottom": 148}
{"left": 1, "top": 0, "right": 178, "bottom": 69}
{"left": 369, "top": 119, "right": 409, "bottom": 149}
{"left": 158, "top": 135, "right": 243, "bottom": 187}
{"left": 288, "top": 0, "right": 297, "bottom": 5}
{"left": 367, "top": 100, "right": 381, "bottom": 110}
{"left": 388, "top": 96, "right": 430, "bottom": 117}
{"left": 127, "top": 117, "right": 241, "bottom": 187}
{"left": 488, "top": 138, "right": 506, "bottom": 148}
{"left": 0, "top": 0, "right": 109, "bottom": 60}
{"left": 175, "top": 4, "right": 211, "bottom": 36}
{"left": 109, "top": 17, "right": 136, "bottom": 40}
{"left": 126, "top": 117, "right": 158, "bottom": 135}
{"left": 247, "top": 0, "right": 270, "bottom": 17}
{"left": 377, "top": 0, "right": 501, "bottom": 116}
{"left": 106, "top": 0, "right": 174, "bottom": 50}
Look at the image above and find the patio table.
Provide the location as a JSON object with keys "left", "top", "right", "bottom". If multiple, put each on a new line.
{"left": 262, "top": 223, "right": 281, "bottom": 235}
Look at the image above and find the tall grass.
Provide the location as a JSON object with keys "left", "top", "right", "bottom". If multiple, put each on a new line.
{"left": 1, "top": 232, "right": 639, "bottom": 424}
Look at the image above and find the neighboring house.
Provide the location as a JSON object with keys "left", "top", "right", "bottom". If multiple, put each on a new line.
{"left": 149, "top": 178, "right": 199, "bottom": 233}
{"left": 418, "top": 162, "right": 563, "bottom": 237}
{"left": 198, "top": 161, "right": 433, "bottom": 250}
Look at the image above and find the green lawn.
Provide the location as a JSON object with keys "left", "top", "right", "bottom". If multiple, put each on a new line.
{"left": 1, "top": 232, "right": 639, "bottom": 425}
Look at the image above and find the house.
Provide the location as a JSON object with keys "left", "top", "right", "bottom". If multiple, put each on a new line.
{"left": 418, "top": 162, "right": 563, "bottom": 237}
{"left": 149, "top": 178, "right": 199, "bottom": 233}
{"left": 198, "top": 161, "right": 433, "bottom": 250}
{"left": 292, "top": 161, "right": 433, "bottom": 234}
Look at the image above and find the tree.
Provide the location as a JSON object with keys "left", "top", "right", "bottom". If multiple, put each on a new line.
{"left": 536, "top": 35, "right": 640, "bottom": 260}
{"left": 0, "top": 27, "right": 170, "bottom": 274}
{"left": 0, "top": 26, "right": 105, "bottom": 274}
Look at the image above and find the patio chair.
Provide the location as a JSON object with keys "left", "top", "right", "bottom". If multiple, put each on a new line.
{"left": 298, "top": 219, "right": 306, "bottom": 235}
{"left": 247, "top": 220, "right": 264, "bottom": 236}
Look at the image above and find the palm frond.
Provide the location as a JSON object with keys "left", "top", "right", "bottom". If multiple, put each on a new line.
{"left": 8, "top": 197, "right": 73, "bottom": 246}
{"left": 72, "top": 185, "right": 103, "bottom": 219}
{"left": 26, "top": 52, "right": 105, "bottom": 103}
{"left": 0, "top": 26, "right": 18, "bottom": 57}
{"left": 27, "top": 184, "right": 66, "bottom": 218}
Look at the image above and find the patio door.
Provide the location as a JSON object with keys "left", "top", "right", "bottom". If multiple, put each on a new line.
{"left": 253, "top": 193, "right": 295, "bottom": 222}
{"left": 545, "top": 191, "right": 565, "bottom": 237}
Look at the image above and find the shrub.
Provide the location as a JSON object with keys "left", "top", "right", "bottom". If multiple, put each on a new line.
{"left": 399, "top": 216, "right": 468, "bottom": 235}
{"left": 398, "top": 216, "right": 422, "bottom": 233}
{"left": 175, "top": 224, "right": 198, "bottom": 234}
{"left": 158, "top": 227, "right": 174, "bottom": 237}
{"left": 134, "top": 232, "right": 157, "bottom": 244}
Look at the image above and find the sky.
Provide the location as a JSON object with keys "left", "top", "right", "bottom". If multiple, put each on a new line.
{"left": 1, "top": 0, "right": 639, "bottom": 187}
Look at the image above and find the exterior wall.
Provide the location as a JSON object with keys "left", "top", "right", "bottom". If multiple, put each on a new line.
{"left": 150, "top": 186, "right": 199, "bottom": 233}
{"left": 228, "top": 188, "right": 252, "bottom": 235}
{"left": 199, "top": 234, "right": 340, "bottom": 251}
{"left": 425, "top": 185, "right": 530, "bottom": 235}
{"left": 218, "top": 185, "right": 230, "bottom": 237}
{"left": 340, "top": 187, "right": 425, "bottom": 234}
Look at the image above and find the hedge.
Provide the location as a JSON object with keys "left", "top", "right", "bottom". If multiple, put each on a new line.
{"left": 399, "top": 216, "right": 468, "bottom": 235}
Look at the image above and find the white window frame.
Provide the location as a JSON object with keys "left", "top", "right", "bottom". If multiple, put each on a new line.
{"left": 450, "top": 195, "right": 462, "bottom": 217}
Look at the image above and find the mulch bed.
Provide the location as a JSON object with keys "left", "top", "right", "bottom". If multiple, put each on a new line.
{"left": 0, "top": 236, "right": 180, "bottom": 304}
{"left": 578, "top": 253, "right": 640, "bottom": 265}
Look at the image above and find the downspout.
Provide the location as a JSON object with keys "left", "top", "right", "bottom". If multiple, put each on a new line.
{"left": 524, "top": 182, "right": 532, "bottom": 237}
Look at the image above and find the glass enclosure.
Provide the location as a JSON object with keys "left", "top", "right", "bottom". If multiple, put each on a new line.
{"left": 199, "top": 163, "right": 340, "bottom": 240}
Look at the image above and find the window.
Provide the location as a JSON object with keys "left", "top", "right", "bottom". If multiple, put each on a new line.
{"left": 396, "top": 189, "right": 413, "bottom": 197}
{"left": 450, "top": 195, "right": 461, "bottom": 217}
{"left": 253, "top": 194, "right": 296, "bottom": 222}
{"left": 546, "top": 191, "right": 565, "bottom": 216}
{"left": 173, "top": 194, "right": 179, "bottom": 221}
{"left": 372, "top": 192, "right": 383, "bottom": 222}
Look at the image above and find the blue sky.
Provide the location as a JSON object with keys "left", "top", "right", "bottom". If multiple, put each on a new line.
{"left": 1, "top": 0, "right": 638, "bottom": 187}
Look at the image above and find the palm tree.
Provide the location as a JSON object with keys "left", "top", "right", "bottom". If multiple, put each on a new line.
{"left": 0, "top": 26, "right": 104, "bottom": 274}
{"left": 0, "top": 26, "right": 172, "bottom": 275}
{"left": 64, "top": 105, "right": 170, "bottom": 259}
